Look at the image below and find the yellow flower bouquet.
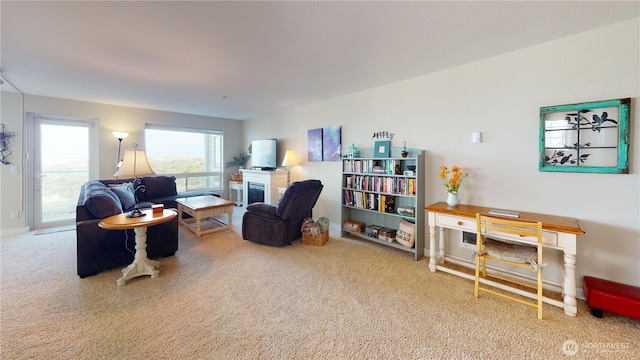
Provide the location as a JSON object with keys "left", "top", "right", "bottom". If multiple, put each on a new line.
{"left": 439, "top": 165, "right": 468, "bottom": 194}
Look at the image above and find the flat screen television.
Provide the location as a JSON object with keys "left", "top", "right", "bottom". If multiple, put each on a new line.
{"left": 250, "top": 139, "right": 277, "bottom": 170}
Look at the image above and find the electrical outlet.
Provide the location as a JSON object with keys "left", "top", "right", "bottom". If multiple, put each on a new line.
{"left": 11, "top": 211, "right": 19, "bottom": 219}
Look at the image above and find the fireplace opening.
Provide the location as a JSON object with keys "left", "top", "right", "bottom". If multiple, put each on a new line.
{"left": 247, "top": 182, "right": 265, "bottom": 205}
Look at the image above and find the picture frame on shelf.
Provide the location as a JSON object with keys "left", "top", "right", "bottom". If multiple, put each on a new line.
{"left": 374, "top": 140, "right": 390, "bottom": 158}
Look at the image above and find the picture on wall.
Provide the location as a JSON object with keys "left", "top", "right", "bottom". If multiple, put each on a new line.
{"left": 307, "top": 128, "right": 323, "bottom": 162}
{"left": 322, "top": 125, "right": 342, "bottom": 161}
{"left": 539, "top": 98, "right": 630, "bottom": 174}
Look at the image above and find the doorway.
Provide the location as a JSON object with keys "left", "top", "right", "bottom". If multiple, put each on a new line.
{"left": 29, "top": 115, "right": 98, "bottom": 229}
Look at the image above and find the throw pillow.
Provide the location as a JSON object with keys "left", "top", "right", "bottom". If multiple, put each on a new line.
{"left": 396, "top": 219, "right": 415, "bottom": 249}
{"left": 143, "top": 176, "right": 177, "bottom": 200}
{"left": 83, "top": 181, "right": 122, "bottom": 206}
{"left": 110, "top": 182, "right": 136, "bottom": 211}
{"left": 83, "top": 182, "right": 123, "bottom": 218}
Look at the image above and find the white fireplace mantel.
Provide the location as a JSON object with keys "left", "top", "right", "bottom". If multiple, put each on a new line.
{"left": 240, "top": 169, "right": 288, "bottom": 206}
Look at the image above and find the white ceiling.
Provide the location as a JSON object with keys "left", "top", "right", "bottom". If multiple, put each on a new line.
{"left": 1, "top": 1, "right": 638, "bottom": 120}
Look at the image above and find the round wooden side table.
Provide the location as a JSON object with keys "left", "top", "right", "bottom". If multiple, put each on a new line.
{"left": 99, "top": 209, "right": 177, "bottom": 285}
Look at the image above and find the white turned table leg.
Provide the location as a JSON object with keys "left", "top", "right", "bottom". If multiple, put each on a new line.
{"left": 438, "top": 227, "right": 446, "bottom": 264}
{"left": 563, "top": 246, "right": 578, "bottom": 316}
{"left": 117, "top": 226, "right": 159, "bottom": 285}
{"left": 429, "top": 224, "right": 437, "bottom": 272}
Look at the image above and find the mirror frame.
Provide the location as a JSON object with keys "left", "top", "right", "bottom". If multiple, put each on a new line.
{"left": 539, "top": 98, "right": 630, "bottom": 174}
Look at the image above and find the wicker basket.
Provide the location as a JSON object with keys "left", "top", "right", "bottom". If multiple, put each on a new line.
{"left": 230, "top": 174, "right": 243, "bottom": 182}
{"left": 302, "top": 230, "right": 329, "bottom": 246}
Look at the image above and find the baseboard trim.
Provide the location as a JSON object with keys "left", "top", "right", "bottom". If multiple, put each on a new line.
{"left": 1, "top": 226, "right": 30, "bottom": 238}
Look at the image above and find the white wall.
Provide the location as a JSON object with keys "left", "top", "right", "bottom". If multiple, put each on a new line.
{"left": 0, "top": 94, "right": 243, "bottom": 235}
{"left": 245, "top": 18, "right": 640, "bottom": 287}
{"left": 0, "top": 91, "right": 25, "bottom": 233}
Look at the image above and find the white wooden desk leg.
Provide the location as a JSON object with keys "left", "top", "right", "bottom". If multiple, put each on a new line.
{"left": 429, "top": 224, "right": 437, "bottom": 272}
{"left": 428, "top": 212, "right": 437, "bottom": 272}
{"left": 117, "top": 226, "right": 159, "bottom": 285}
{"left": 438, "top": 227, "right": 446, "bottom": 264}
{"left": 563, "top": 235, "right": 578, "bottom": 316}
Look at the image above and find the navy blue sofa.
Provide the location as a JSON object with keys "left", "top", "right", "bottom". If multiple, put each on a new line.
{"left": 76, "top": 176, "right": 215, "bottom": 278}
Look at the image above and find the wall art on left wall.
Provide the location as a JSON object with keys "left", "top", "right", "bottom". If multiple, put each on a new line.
{"left": 0, "top": 123, "right": 16, "bottom": 165}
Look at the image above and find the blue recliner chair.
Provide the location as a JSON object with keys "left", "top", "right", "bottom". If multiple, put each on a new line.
{"left": 241, "top": 179, "right": 323, "bottom": 246}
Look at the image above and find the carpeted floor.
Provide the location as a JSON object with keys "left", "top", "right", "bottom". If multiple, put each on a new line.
{"left": 1, "top": 212, "right": 638, "bottom": 359}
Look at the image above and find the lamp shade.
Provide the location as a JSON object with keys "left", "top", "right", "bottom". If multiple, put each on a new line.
{"left": 114, "top": 150, "right": 156, "bottom": 178}
{"left": 112, "top": 131, "right": 129, "bottom": 140}
{"left": 282, "top": 150, "right": 298, "bottom": 167}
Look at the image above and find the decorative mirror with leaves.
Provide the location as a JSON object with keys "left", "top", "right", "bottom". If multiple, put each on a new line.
{"left": 539, "top": 98, "right": 630, "bottom": 173}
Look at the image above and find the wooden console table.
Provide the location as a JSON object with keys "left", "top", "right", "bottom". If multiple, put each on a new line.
{"left": 425, "top": 202, "right": 585, "bottom": 316}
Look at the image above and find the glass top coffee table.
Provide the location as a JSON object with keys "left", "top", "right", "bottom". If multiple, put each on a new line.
{"left": 175, "top": 195, "right": 235, "bottom": 237}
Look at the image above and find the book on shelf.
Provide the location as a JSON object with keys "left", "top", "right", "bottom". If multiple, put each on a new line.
{"left": 384, "top": 195, "right": 395, "bottom": 213}
{"left": 397, "top": 206, "right": 415, "bottom": 217}
{"left": 346, "top": 174, "right": 416, "bottom": 197}
{"left": 365, "top": 224, "right": 383, "bottom": 239}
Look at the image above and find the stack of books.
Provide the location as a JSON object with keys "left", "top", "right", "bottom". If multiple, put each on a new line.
{"left": 397, "top": 206, "right": 415, "bottom": 217}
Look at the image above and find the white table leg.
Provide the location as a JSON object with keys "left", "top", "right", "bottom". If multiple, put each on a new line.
{"left": 428, "top": 212, "right": 437, "bottom": 272}
{"left": 438, "top": 227, "right": 446, "bottom": 264}
{"left": 563, "top": 235, "right": 578, "bottom": 316}
{"left": 117, "top": 226, "right": 159, "bottom": 285}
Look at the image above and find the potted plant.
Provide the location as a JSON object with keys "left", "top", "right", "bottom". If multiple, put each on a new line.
{"left": 226, "top": 152, "right": 251, "bottom": 181}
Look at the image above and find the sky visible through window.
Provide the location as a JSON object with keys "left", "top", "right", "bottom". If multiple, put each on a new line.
{"left": 145, "top": 129, "right": 204, "bottom": 158}
{"left": 41, "top": 124, "right": 88, "bottom": 167}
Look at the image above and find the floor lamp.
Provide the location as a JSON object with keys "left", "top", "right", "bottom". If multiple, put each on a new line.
{"left": 112, "top": 131, "right": 129, "bottom": 172}
{"left": 113, "top": 145, "right": 156, "bottom": 218}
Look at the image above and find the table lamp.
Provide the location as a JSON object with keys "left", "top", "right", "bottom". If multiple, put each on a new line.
{"left": 281, "top": 150, "right": 298, "bottom": 186}
{"left": 113, "top": 145, "right": 156, "bottom": 218}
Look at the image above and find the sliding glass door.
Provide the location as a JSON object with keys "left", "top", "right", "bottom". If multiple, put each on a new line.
{"left": 31, "top": 116, "right": 98, "bottom": 229}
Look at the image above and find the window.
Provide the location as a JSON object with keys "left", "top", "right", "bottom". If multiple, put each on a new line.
{"left": 145, "top": 124, "right": 223, "bottom": 192}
